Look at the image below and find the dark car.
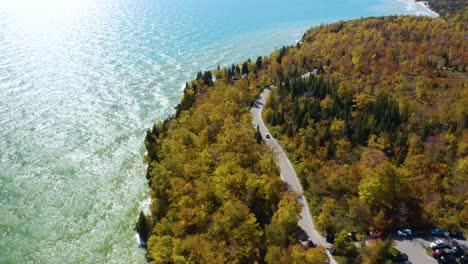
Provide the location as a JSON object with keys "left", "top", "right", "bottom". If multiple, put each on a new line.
{"left": 413, "top": 230, "right": 429, "bottom": 236}
{"left": 326, "top": 233, "right": 335, "bottom": 244}
{"left": 448, "top": 230, "right": 464, "bottom": 239}
{"left": 432, "top": 228, "right": 446, "bottom": 236}
{"left": 306, "top": 239, "right": 316, "bottom": 248}
{"left": 438, "top": 254, "right": 457, "bottom": 263}
{"left": 450, "top": 246, "right": 465, "bottom": 257}
{"left": 391, "top": 252, "right": 409, "bottom": 262}
{"left": 348, "top": 232, "right": 358, "bottom": 242}
{"left": 265, "top": 134, "right": 271, "bottom": 139}
{"left": 451, "top": 240, "right": 460, "bottom": 248}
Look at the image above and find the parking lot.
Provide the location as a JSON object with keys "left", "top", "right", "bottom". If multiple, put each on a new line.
{"left": 394, "top": 235, "right": 467, "bottom": 264}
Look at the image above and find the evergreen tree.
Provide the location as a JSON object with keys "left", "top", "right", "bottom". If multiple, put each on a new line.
{"left": 135, "top": 211, "right": 150, "bottom": 244}
{"left": 203, "top": 71, "right": 213, "bottom": 86}
{"left": 235, "top": 65, "right": 241, "bottom": 75}
{"left": 255, "top": 125, "right": 263, "bottom": 144}
{"left": 241, "top": 62, "right": 249, "bottom": 76}
{"left": 256, "top": 56, "right": 263, "bottom": 69}
{"left": 145, "top": 127, "right": 159, "bottom": 162}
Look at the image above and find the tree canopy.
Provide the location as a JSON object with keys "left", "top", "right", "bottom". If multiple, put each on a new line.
{"left": 143, "top": 6, "right": 467, "bottom": 263}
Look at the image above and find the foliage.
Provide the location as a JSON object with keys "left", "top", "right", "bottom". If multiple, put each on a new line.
{"left": 144, "top": 61, "right": 326, "bottom": 262}
{"left": 144, "top": 6, "right": 467, "bottom": 263}
{"left": 360, "top": 239, "right": 394, "bottom": 264}
{"left": 263, "top": 13, "right": 467, "bottom": 234}
{"left": 333, "top": 230, "right": 358, "bottom": 261}
{"left": 425, "top": 0, "right": 467, "bottom": 16}
{"left": 265, "top": 190, "right": 302, "bottom": 248}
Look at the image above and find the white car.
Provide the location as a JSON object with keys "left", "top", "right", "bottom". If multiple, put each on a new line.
{"left": 430, "top": 239, "right": 448, "bottom": 249}
{"left": 397, "top": 229, "right": 412, "bottom": 237}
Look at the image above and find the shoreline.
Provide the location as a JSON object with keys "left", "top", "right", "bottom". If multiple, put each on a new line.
{"left": 406, "top": 0, "right": 440, "bottom": 17}
{"left": 393, "top": 0, "right": 440, "bottom": 17}
{"left": 136, "top": 0, "right": 444, "bottom": 257}
{"left": 136, "top": 0, "right": 442, "bottom": 250}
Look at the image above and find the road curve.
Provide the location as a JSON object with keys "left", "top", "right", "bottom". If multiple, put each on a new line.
{"left": 251, "top": 86, "right": 337, "bottom": 264}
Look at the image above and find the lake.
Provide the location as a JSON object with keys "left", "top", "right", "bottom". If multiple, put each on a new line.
{"left": 0, "top": 0, "right": 435, "bottom": 262}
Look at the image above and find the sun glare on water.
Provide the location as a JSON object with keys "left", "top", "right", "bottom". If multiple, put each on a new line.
{"left": 1, "top": 0, "right": 94, "bottom": 12}
{"left": 1, "top": 0, "right": 96, "bottom": 30}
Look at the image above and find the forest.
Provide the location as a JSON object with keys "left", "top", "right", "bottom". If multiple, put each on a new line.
{"left": 143, "top": 6, "right": 466, "bottom": 264}
{"left": 424, "top": 0, "right": 467, "bottom": 15}
{"left": 142, "top": 61, "right": 328, "bottom": 263}
{"left": 262, "top": 8, "right": 467, "bottom": 263}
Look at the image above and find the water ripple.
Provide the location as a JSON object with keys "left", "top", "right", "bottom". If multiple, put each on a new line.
{"left": 0, "top": 0, "right": 436, "bottom": 262}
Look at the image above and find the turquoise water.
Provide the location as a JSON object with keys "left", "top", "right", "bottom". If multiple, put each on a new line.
{"left": 0, "top": 0, "right": 435, "bottom": 263}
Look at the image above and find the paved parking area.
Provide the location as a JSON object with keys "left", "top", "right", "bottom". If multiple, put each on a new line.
{"left": 394, "top": 235, "right": 467, "bottom": 264}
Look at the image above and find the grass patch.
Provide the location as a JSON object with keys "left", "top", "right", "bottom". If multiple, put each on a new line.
{"left": 425, "top": 247, "right": 433, "bottom": 257}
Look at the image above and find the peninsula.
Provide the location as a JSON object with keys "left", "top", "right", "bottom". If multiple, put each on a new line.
{"left": 141, "top": 2, "right": 467, "bottom": 263}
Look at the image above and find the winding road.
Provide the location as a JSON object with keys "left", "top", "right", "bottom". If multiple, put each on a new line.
{"left": 250, "top": 86, "right": 468, "bottom": 264}
{"left": 251, "top": 86, "right": 337, "bottom": 264}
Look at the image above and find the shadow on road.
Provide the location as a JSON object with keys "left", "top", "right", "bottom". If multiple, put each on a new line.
{"left": 252, "top": 101, "right": 263, "bottom": 109}
{"left": 297, "top": 226, "right": 309, "bottom": 242}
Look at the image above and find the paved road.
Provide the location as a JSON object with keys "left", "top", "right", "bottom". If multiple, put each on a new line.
{"left": 250, "top": 86, "right": 337, "bottom": 264}
{"left": 250, "top": 77, "right": 468, "bottom": 264}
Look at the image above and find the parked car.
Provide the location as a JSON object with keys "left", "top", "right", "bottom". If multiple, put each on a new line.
{"left": 448, "top": 230, "right": 464, "bottom": 239}
{"left": 447, "top": 247, "right": 463, "bottom": 255}
{"left": 326, "top": 233, "right": 335, "bottom": 244}
{"left": 437, "top": 254, "right": 457, "bottom": 263}
{"left": 432, "top": 248, "right": 448, "bottom": 259}
{"left": 348, "top": 232, "right": 358, "bottom": 242}
{"left": 370, "top": 229, "right": 384, "bottom": 239}
{"left": 306, "top": 239, "right": 316, "bottom": 248}
{"left": 431, "top": 240, "right": 448, "bottom": 249}
{"left": 413, "top": 229, "right": 429, "bottom": 236}
{"left": 265, "top": 134, "right": 271, "bottom": 139}
{"left": 450, "top": 246, "right": 465, "bottom": 257}
{"left": 397, "top": 229, "right": 413, "bottom": 238}
{"left": 391, "top": 252, "right": 409, "bottom": 262}
{"left": 432, "top": 228, "right": 446, "bottom": 236}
